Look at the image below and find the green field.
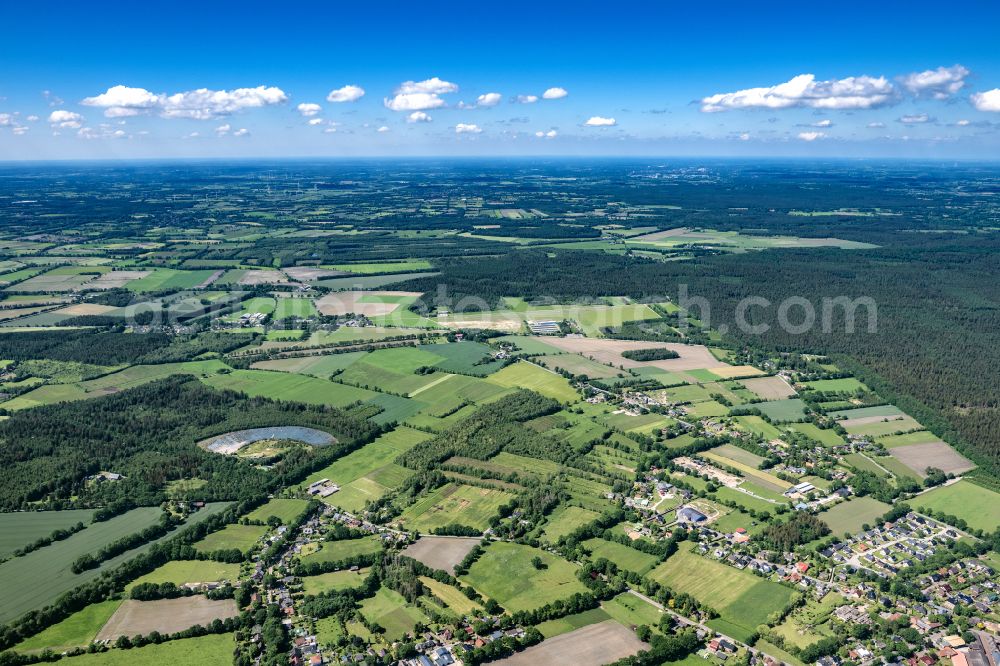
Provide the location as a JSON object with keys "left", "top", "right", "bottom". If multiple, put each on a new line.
{"left": 536, "top": 353, "right": 620, "bottom": 379}
{"left": 327, "top": 260, "right": 434, "bottom": 274}
{"left": 601, "top": 592, "right": 664, "bottom": 629}
{"left": 0, "top": 506, "right": 163, "bottom": 624}
{"left": 124, "top": 560, "right": 241, "bottom": 591}
{"left": 419, "top": 576, "right": 483, "bottom": 615}
{"left": 648, "top": 547, "right": 796, "bottom": 641}
{"left": 783, "top": 422, "right": 845, "bottom": 448}
{"left": 487, "top": 361, "right": 578, "bottom": 402}
{"left": 126, "top": 268, "right": 218, "bottom": 292}
{"left": 273, "top": 296, "right": 317, "bottom": 319}
{"left": 583, "top": 538, "right": 659, "bottom": 574}
{"left": 193, "top": 523, "right": 268, "bottom": 554}
{"left": 802, "top": 378, "right": 867, "bottom": 393}
{"left": 541, "top": 506, "right": 601, "bottom": 542}
{"left": 302, "top": 569, "right": 370, "bottom": 595}
{"left": 915, "top": 481, "right": 1000, "bottom": 532}
{"left": 397, "top": 483, "right": 514, "bottom": 533}
{"left": 754, "top": 399, "right": 807, "bottom": 423}
{"left": 877, "top": 430, "right": 942, "bottom": 448}
{"left": 199, "top": 368, "right": 375, "bottom": 407}
{"left": 50, "top": 633, "right": 234, "bottom": 665}
{"left": 301, "top": 536, "right": 383, "bottom": 564}
{"left": 536, "top": 607, "right": 612, "bottom": 638}
{"left": 0, "top": 509, "right": 94, "bottom": 558}
{"left": 245, "top": 498, "right": 310, "bottom": 525}
{"left": 303, "top": 426, "right": 429, "bottom": 511}
{"left": 14, "top": 599, "right": 122, "bottom": 653}
{"left": 359, "top": 586, "right": 430, "bottom": 640}
{"left": 817, "top": 496, "right": 891, "bottom": 536}
{"left": 461, "top": 541, "right": 589, "bottom": 613}
{"left": 734, "top": 416, "right": 784, "bottom": 441}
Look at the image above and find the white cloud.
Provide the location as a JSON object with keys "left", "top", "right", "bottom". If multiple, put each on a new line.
{"left": 542, "top": 87, "right": 568, "bottom": 99}
{"left": 233, "top": 128, "right": 249, "bottom": 137}
{"left": 26, "top": 115, "right": 39, "bottom": 122}
{"left": 48, "top": 110, "right": 83, "bottom": 128}
{"left": 455, "top": 123, "right": 482, "bottom": 134}
{"left": 897, "top": 113, "right": 930, "bottom": 124}
{"left": 326, "top": 85, "right": 365, "bottom": 103}
{"left": 185, "top": 131, "right": 200, "bottom": 139}
{"left": 516, "top": 95, "right": 539, "bottom": 104}
{"left": 956, "top": 119, "right": 971, "bottom": 126}
{"left": 297, "top": 103, "right": 322, "bottom": 117}
{"left": 0, "top": 113, "right": 14, "bottom": 126}
{"left": 970, "top": 89, "right": 1000, "bottom": 112}
{"left": 797, "top": 131, "right": 825, "bottom": 141}
{"left": 585, "top": 116, "right": 616, "bottom": 126}
{"left": 534, "top": 129, "right": 557, "bottom": 138}
{"left": 215, "top": 124, "right": 231, "bottom": 135}
{"left": 397, "top": 77, "right": 458, "bottom": 95}
{"left": 307, "top": 118, "right": 324, "bottom": 126}
{"left": 899, "top": 65, "right": 969, "bottom": 99}
{"left": 407, "top": 111, "right": 432, "bottom": 123}
{"left": 81, "top": 84, "right": 287, "bottom": 119}
{"left": 13, "top": 126, "right": 28, "bottom": 135}
{"left": 867, "top": 121, "right": 886, "bottom": 128}
{"left": 475, "top": 92, "right": 502, "bottom": 107}
{"left": 738, "top": 132, "right": 750, "bottom": 141}
{"left": 384, "top": 77, "right": 458, "bottom": 112}
{"left": 323, "top": 127, "right": 337, "bottom": 134}
{"left": 812, "top": 119, "right": 833, "bottom": 127}
{"left": 377, "top": 125, "right": 390, "bottom": 133}
{"left": 701, "top": 74, "right": 895, "bottom": 112}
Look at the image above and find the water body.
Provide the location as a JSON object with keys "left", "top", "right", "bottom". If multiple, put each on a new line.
{"left": 199, "top": 426, "right": 335, "bottom": 454}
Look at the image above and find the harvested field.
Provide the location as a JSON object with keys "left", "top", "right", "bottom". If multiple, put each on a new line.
{"left": 437, "top": 317, "right": 522, "bottom": 332}
{"left": 402, "top": 536, "right": 481, "bottom": 574}
{"left": 95, "top": 596, "right": 238, "bottom": 640}
{"left": 52, "top": 303, "right": 121, "bottom": 316}
{"left": 75, "top": 271, "right": 149, "bottom": 290}
{"left": 709, "top": 365, "right": 765, "bottom": 379}
{"left": 316, "top": 290, "right": 422, "bottom": 317}
{"left": 742, "top": 376, "right": 796, "bottom": 400}
{"left": 890, "top": 442, "right": 975, "bottom": 477}
{"left": 537, "top": 337, "right": 719, "bottom": 372}
{"left": 237, "top": 269, "right": 288, "bottom": 285}
{"left": 493, "top": 620, "right": 647, "bottom": 666}
{"left": 284, "top": 266, "right": 348, "bottom": 281}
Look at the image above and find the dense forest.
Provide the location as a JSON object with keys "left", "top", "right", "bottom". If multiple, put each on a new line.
{"left": 0, "top": 376, "right": 383, "bottom": 509}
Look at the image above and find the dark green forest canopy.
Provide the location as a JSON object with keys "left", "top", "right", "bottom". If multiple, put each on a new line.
{"left": 394, "top": 238, "right": 1000, "bottom": 474}
{"left": 0, "top": 330, "right": 256, "bottom": 366}
{"left": 0, "top": 376, "right": 383, "bottom": 510}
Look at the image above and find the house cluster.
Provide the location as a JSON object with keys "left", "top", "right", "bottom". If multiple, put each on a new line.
{"left": 830, "top": 513, "right": 960, "bottom": 577}
{"left": 918, "top": 559, "right": 999, "bottom": 618}
{"left": 238, "top": 311, "right": 268, "bottom": 326}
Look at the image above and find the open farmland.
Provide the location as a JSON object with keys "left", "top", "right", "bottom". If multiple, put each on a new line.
{"left": 493, "top": 620, "right": 648, "bottom": 666}
{"left": 818, "top": 496, "right": 891, "bottom": 535}
{"left": 649, "top": 546, "right": 796, "bottom": 642}
{"left": 302, "top": 569, "right": 370, "bottom": 595}
{"left": 193, "top": 523, "right": 268, "bottom": 554}
{"left": 125, "top": 560, "right": 241, "bottom": 591}
{"left": 487, "top": 361, "right": 578, "bottom": 402}
{"left": 316, "top": 290, "right": 423, "bottom": 317}
{"left": 13, "top": 599, "right": 122, "bottom": 654}
{"left": 245, "top": 498, "right": 310, "bottom": 524}
{"left": 0, "top": 509, "right": 93, "bottom": 558}
{"left": 914, "top": 481, "right": 1000, "bottom": 532}
{"left": 403, "top": 536, "right": 481, "bottom": 574}
{"left": 95, "top": 596, "right": 239, "bottom": 641}
{"left": 396, "top": 483, "right": 514, "bottom": 533}
{"left": 889, "top": 442, "right": 975, "bottom": 477}
{"left": 359, "top": 586, "right": 430, "bottom": 641}
{"left": 0, "top": 507, "right": 162, "bottom": 624}
{"left": 461, "top": 541, "right": 589, "bottom": 613}
{"left": 39, "top": 633, "right": 235, "bottom": 665}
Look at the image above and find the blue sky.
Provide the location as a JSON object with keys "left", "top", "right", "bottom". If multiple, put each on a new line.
{"left": 2, "top": 1, "right": 1000, "bottom": 159}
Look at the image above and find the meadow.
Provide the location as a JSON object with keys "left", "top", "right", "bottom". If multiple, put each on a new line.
{"left": 396, "top": 483, "right": 514, "bottom": 533}
{"left": 648, "top": 546, "right": 796, "bottom": 642}
{"left": 359, "top": 587, "right": 430, "bottom": 641}
{"left": 487, "top": 361, "right": 579, "bottom": 402}
{"left": 302, "top": 569, "right": 370, "bottom": 595}
{"left": 0, "top": 508, "right": 94, "bottom": 558}
{"left": 125, "top": 560, "right": 241, "bottom": 591}
{"left": 914, "top": 481, "right": 1000, "bottom": 532}
{"left": 46, "top": 633, "right": 235, "bottom": 665}
{"left": 301, "top": 536, "right": 383, "bottom": 564}
{"left": 461, "top": 541, "right": 589, "bottom": 613}
{"left": 193, "top": 523, "right": 268, "bottom": 554}
{"left": 244, "top": 498, "right": 310, "bottom": 524}
{"left": 817, "top": 497, "right": 891, "bottom": 536}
